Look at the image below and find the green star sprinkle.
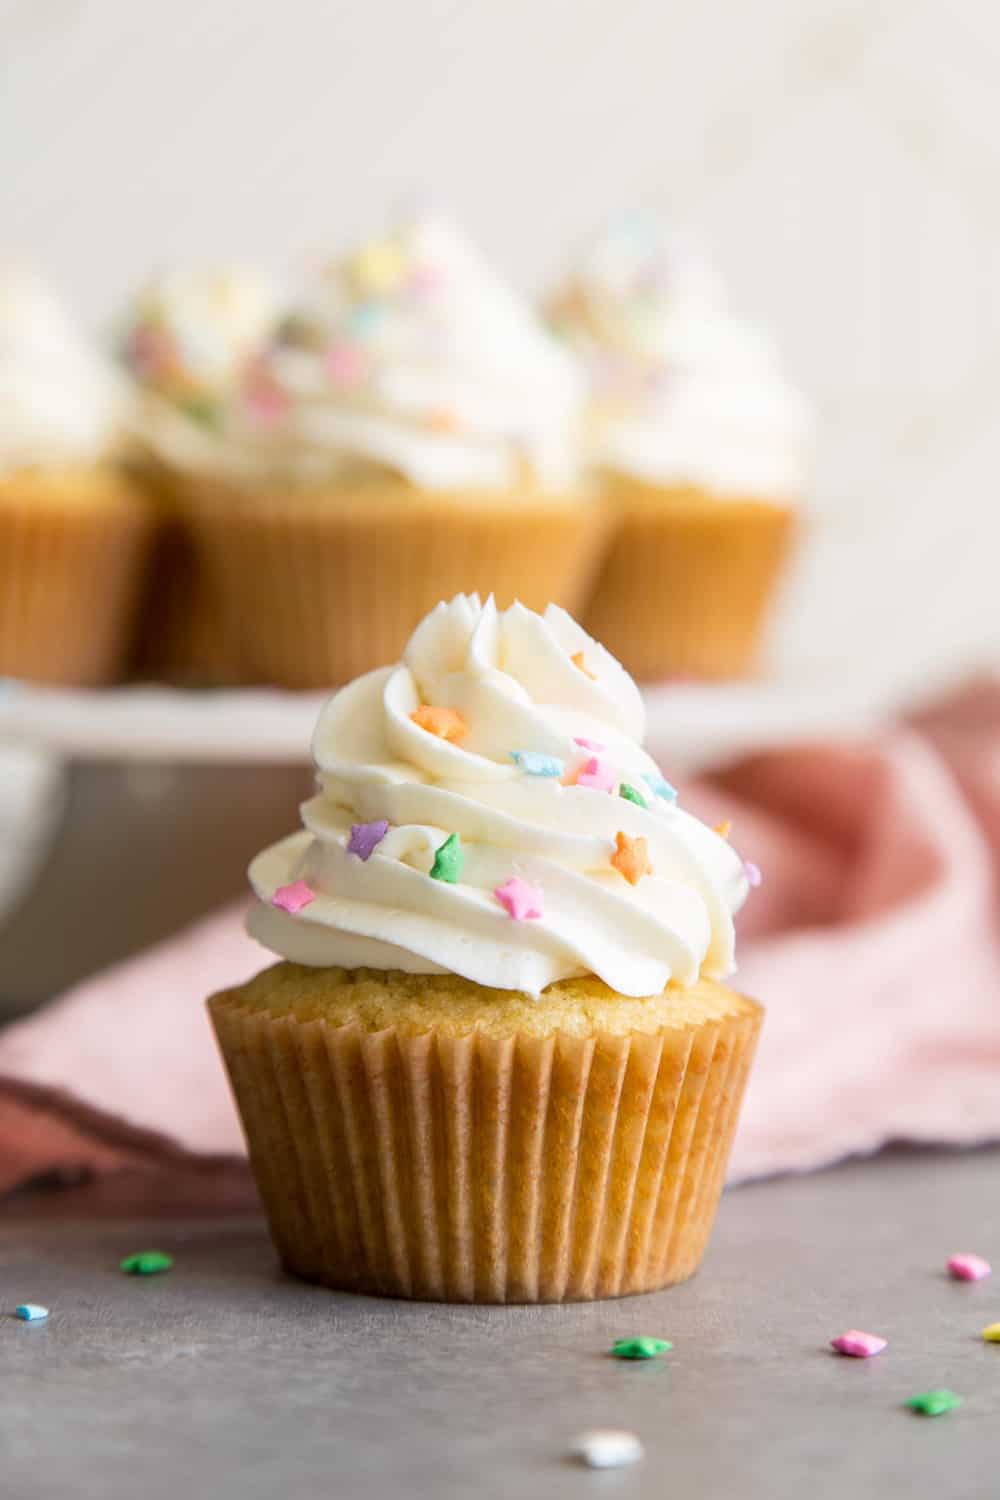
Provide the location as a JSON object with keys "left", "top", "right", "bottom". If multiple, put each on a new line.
{"left": 429, "top": 833, "right": 463, "bottom": 884}
{"left": 120, "top": 1251, "right": 174, "bottom": 1277}
{"left": 619, "top": 783, "right": 648, "bottom": 809}
{"left": 612, "top": 1336, "right": 672, "bottom": 1360}
{"left": 906, "top": 1390, "right": 961, "bottom": 1417}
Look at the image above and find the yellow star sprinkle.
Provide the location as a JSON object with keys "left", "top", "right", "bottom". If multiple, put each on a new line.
{"left": 982, "top": 1323, "right": 1000, "bottom": 1343}
{"left": 410, "top": 704, "right": 468, "bottom": 744}
{"left": 353, "top": 242, "right": 406, "bottom": 296}
{"left": 611, "top": 831, "right": 652, "bottom": 886}
{"left": 572, "top": 651, "right": 597, "bottom": 680}
{"left": 714, "top": 820, "right": 732, "bottom": 839}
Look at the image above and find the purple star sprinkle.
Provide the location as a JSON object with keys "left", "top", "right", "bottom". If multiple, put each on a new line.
{"left": 744, "top": 860, "right": 762, "bottom": 888}
{"left": 347, "top": 820, "right": 389, "bottom": 861}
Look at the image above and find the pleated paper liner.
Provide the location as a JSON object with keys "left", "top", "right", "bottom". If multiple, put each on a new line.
{"left": 127, "top": 463, "right": 255, "bottom": 684}
{"left": 209, "top": 976, "right": 761, "bottom": 1303}
{"left": 583, "top": 478, "right": 797, "bottom": 683}
{"left": 182, "top": 478, "right": 611, "bottom": 689}
{"left": 0, "top": 468, "right": 154, "bottom": 686}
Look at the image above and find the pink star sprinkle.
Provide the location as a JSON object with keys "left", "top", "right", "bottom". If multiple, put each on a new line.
{"left": 494, "top": 877, "right": 544, "bottom": 921}
{"left": 574, "top": 737, "right": 606, "bottom": 752}
{"left": 347, "top": 820, "right": 389, "bottom": 861}
{"left": 831, "top": 1330, "right": 887, "bottom": 1358}
{"left": 325, "top": 343, "right": 367, "bottom": 387}
{"left": 271, "top": 880, "right": 316, "bottom": 914}
{"left": 245, "top": 382, "right": 290, "bottom": 428}
{"left": 744, "top": 860, "right": 762, "bottom": 888}
{"left": 947, "top": 1253, "right": 991, "bottom": 1282}
{"left": 575, "top": 757, "right": 616, "bottom": 793}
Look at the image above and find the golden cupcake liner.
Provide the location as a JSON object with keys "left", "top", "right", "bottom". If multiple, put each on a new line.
{"left": 583, "top": 482, "right": 796, "bottom": 682}
{"left": 0, "top": 470, "right": 154, "bottom": 687}
{"left": 183, "top": 481, "right": 610, "bottom": 688}
{"left": 209, "top": 986, "right": 761, "bottom": 1303}
{"left": 127, "top": 464, "right": 254, "bottom": 684}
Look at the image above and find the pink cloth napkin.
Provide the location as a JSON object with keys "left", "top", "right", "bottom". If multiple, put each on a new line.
{"left": 3, "top": 680, "right": 1000, "bottom": 1196}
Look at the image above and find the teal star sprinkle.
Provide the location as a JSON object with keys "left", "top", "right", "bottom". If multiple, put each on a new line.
{"left": 612, "top": 1336, "right": 672, "bottom": 1360}
{"left": 619, "top": 783, "right": 648, "bottom": 809}
{"left": 642, "top": 772, "right": 678, "bottom": 803}
{"left": 120, "top": 1251, "right": 174, "bottom": 1276}
{"left": 510, "top": 751, "right": 564, "bottom": 777}
{"left": 430, "top": 833, "right": 463, "bottom": 883}
{"left": 906, "top": 1390, "right": 961, "bottom": 1417}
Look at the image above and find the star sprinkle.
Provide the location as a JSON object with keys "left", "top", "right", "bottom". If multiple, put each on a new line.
{"left": 353, "top": 242, "right": 406, "bottom": 296}
{"left": 120, "top": 1251, "right": 173, "bottom": 1276}
{"left": 574, "top": 757, "right": 616, "bottom": 793}
{"left": 981, "top": 1323, "right": 1000, "bottom": 1342}
{"left": 611, "top": 832, "right": 652, "bottom": 885}
{"left": 430, "top": 833, "right": 463, "bottom": 883}
{"left": 948, "top": 1253, "right": 991, "bottom": 1281}
{"left": 831, "top": 1330, "right": 887, "bottom": 1358}
{"left": 619, "top": 782, "right": 648, "bottom": 809}
{"left": 744, "top": 860, "right": 763, "bottom": 888}
{"left": 510, "top": 750, "right": 564, "bottom": 777}
{"left": 14, "top": 1304, "right": 49, "bottom": 1322}
{"left": 714, "top": 820, "right": 732, "bottom": 839}
{"left": 272, "top": 880, "right": 316, "bottom": 914}
{"left": 325, "top": 343, "right": 367, "bottom": 387}
{"left": 347, "top": 820, "right": 389, "bottom": 861}
{"left": 906, "top": 1390, "right": 961, "bottom": 1417}
{"left": 494, "top": 877, "right": 544, "bottom": 920}
{"left": 574, "top": 736, "right": 605, "bottom": 751}
{"left": 642, "top": 772, "right": 678, "bottom": 804}
{"left": 571, "top": 651, "right": 597, "bottom": 680}
{"left": 611, "top": 1337, "right": 672, "bottom": 1360}
{"left": 428, "top": 407, "right": 461, "bottom": 433}
{"left": 572, "top": 1431, "right": 643, "bottom": 1470}
{"left": 410, "top": 705, "right": 468, "bottom": 743}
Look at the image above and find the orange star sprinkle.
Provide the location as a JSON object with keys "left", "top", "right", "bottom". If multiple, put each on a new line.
{"left": 611, "top": 831, "right": 652, "bottom": 886}
{"left": 410, "top": 705, "right": 468, "bottom": 743}
{"left": 428, "top": 407, "right": 461, "bottom": 433}
{"left": 714, "top": 820, "right": 732, "bottom": 839}
{"left": 572, "top": 651, "right": 597, "bottom": 680}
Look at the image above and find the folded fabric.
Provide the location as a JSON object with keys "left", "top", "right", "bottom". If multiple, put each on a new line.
{"left": 2, "top": 681, "right": 999, "bottom": 1195}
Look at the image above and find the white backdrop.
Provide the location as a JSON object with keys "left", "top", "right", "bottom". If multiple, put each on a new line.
{"left": 4, "top": 0, "right": 999, "bottom": 705}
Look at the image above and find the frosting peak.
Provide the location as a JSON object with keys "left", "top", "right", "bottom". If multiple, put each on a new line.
{"left": 548, "top": 221, "right": 810, "bottom": 500}
{"left": 251, "top": 218, "right": 584, "bottom": 491}
{"left": 248, "top": 596, "right": 749, "bottom": 997}
{"left": 117, "top": 267, "right": 277, "bottom": 471}
{"left": 0, "top": 267, "right": 127, "bottom": 473}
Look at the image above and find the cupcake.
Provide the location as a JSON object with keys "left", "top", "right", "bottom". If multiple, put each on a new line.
{"left": 116, "top": 268, "right": 277, "bottom": 681}
{"left": 209, "top": 594, "right": 761, "bottom": 1302}
{"left": 0, "top": 268, "right": 152, "bottom": 686}
{"left": 184, "top": 217, "right": 607, "bottom": 688}
{"left": 548, "top": 223, "right": 810, "bottom": 681}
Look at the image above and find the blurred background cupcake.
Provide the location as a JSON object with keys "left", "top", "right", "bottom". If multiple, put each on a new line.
{"left": 0, "top": 267, "right": 152, "bottom": 686}
{"left": 549, "top": 223, "right": 811, "bottom": 682}
{"left": 181, "top": 215, "right": 607, "bottom": 689}
{"left": 116, "top": 267, "right": 277, "bottom": 681}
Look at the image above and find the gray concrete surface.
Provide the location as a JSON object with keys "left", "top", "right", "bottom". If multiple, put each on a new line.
{"left": 3, "top": 1146, "right": 998, "bottom": 1499}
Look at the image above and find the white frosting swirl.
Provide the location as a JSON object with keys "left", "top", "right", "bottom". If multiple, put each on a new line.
{"left": 548, "top": 223, "right": 810, "bottom": 501}
{"left": 117, "top": 267, "right": 277, "bottom": 473}
{"left": 0, "top": 268, "right": 127, "bottom": 473}
{"left": 247, "top": 595, "right": 748, "bottom": 998}
{"left": 252, "top": 217, "right": 584, "bottom": 492}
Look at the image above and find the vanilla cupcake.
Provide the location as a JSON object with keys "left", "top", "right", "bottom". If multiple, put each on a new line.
{"left": 0, "top": 268, "right": 151, "bottom": 685}
{"left": 116, "top": 267, "right": 277, "bottom": 680}
{"left": 183, "top": 218, "right": 607, "bottom": 688}
{"left": 209, "top": 595, "right": 761, "bottom": 1302}
{"left": 549, "top": 223, "right": 810, "bottom": 681}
